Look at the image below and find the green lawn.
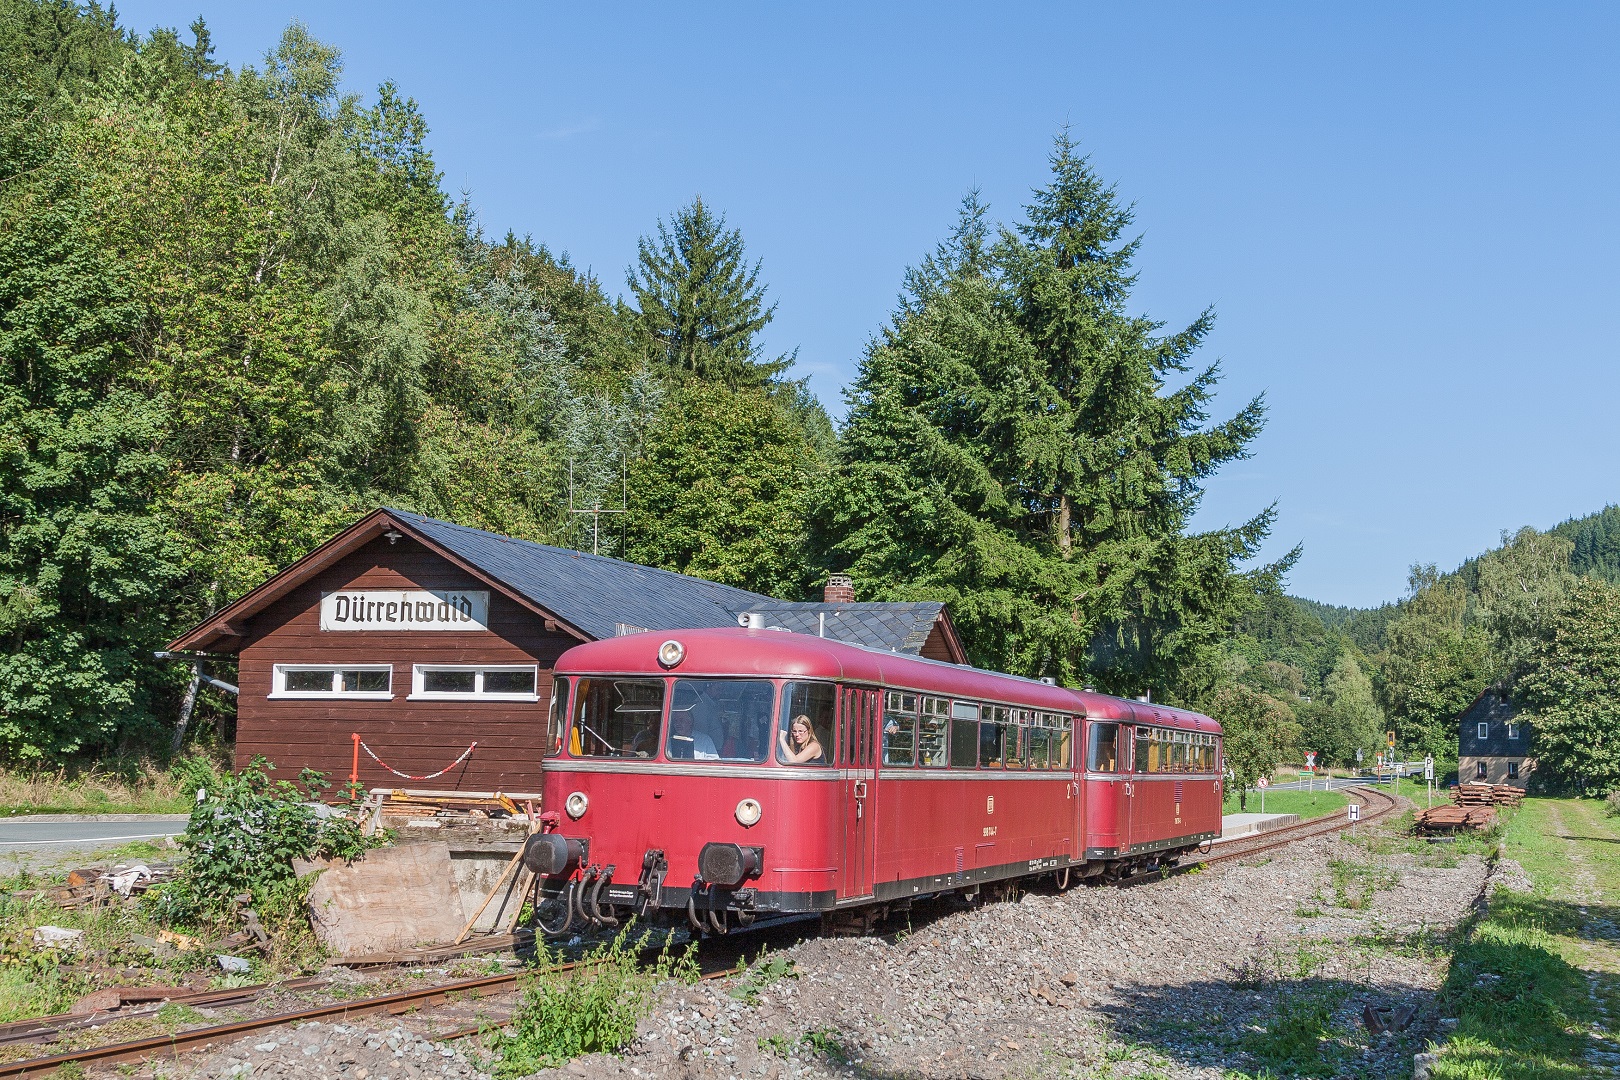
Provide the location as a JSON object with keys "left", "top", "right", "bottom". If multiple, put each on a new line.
{"left": 1430, "top": 797, "right": 1620, "bottom": 1079}
{"left": 1224, "top": 787, "right": 1349, "bottom": 821}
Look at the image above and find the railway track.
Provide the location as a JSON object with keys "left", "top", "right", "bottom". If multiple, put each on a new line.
{"left": 0, "top": 785, "right": 1403, "bottom": 1077}
{"left": 1113, "top": 783, "right": 1404, "bottom": 887}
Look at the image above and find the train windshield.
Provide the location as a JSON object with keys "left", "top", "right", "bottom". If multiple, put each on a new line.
{"left": 1086, "top": 722, "right": 1119, "bottom": 772}
{"left": 571, "top": 678, "right": 665, "bottom": 758}
{"left": 667, "top": 679, "right": 775, "bottom": 763}
{"left": 778, "top": 682, "right": 835, "bottom": 766}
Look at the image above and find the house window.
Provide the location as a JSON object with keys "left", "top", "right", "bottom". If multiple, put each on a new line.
{"left": 1508, "top": 761, "right": 1520, "bottom": 780}
{"left": 1475, "top": 761, "right": 1488, "bottom": 780}
{"left": 1477, "top": 722, "right": 1489, "bottom": 739}
{"left": 410, "top": 665, "right": 539, "bottom": 701}
{"left": 1508, "top": 723, "right": 1520, "bottom": 740}
{"left": 271, "top": 665, "right": 392, "bottom": 699}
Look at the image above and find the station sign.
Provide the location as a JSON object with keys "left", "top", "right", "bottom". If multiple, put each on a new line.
{"left": 1348, "top": 803, "right": 1361, "bottom": 822}
{"left": 320, "top": 590, "right": 489, "bottom": 632}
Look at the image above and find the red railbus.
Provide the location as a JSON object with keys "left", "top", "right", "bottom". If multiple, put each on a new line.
{"left": 526, "top": 628, "right": 1220, "bottom": 935}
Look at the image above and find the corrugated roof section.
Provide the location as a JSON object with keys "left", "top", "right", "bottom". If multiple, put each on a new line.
{"left": 738, "top": 602, "right": 945, "bottom": 656}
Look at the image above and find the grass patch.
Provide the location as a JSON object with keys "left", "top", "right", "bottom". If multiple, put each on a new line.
{"left": 1239, "top": 988, "right": 1346, "bottom": 1077}
{"left": 1429, "top": 798, "right": 1620, "bottom": 1078}
{"left": 1326, "top": 857, "right": 1399, "bottom": 909}
{"left": 0, "top": 754, "right": 227, "bottom": 817}
{"left": 490, "top": 927, "right": 697, "bottom": 1075}
{"left": 1224, "top": 788, "right": 1349, "bottom": 821}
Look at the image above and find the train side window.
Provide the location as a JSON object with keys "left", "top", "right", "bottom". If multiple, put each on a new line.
{"left": 917, "top": 698, "right": 949, "bottom": 767}
{"left": 1051, "top": 719, "right": 1074, "bottom": 769}
{"left": 544, "top": 677, "right": 569, "bottom": 757}
{"left": 948, "top": 700, "right": 978, "bottom": 768}
{"left": 777, "top": 682, "right": 835, "bottom": 766}
{"left": 883, "top": 691, "right": 918, "bottom": 767}
{"left": 1086, "top": 723, "right": 1118, "bottom": 772}
{"left": 1027, "top": 723, "right": 1049, "bottom": 769}
{"left": 977, "top": 705, "right": 1004, "bottom": 768}
{"left": 668, "top": 679, "right": 775, "bottom": 763}
{"left": 1002, "top": 708, "right": 1027, "bottom": 769}
{"left": 572, "top": 678, "right": 665, "bottom": 758}
{"left": 1133, "top": 726, "right": 1150, "bottom": 772}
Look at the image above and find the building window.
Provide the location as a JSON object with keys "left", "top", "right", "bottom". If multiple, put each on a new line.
{"left": 410, "top": 665, "right": 538, "bottom": 701}
{"left": 1478, "top": 722, "right": 1489, "bottom": 739}
{"left": 1475, "top": 760, "right": 1488, "bottom": 780}
{"left": 271, "top": 665, "right": 392, "bottom": 699}
{"left": 1508, "top": 723, "right": 1520, "bottom": 740}
{"left": 1508, "top": 761, "right": 1520, "bottom": 780}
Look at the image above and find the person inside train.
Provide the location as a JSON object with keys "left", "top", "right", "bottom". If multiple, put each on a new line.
{"left": 779, "top": 713, "right": 826, "bottom": 765}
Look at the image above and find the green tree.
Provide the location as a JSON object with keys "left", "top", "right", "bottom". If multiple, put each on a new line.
{"left": 1518, "top": 577, "right": 1620, "bottom": 796}
{"left": 627, "top": 197, "right": 790, "bottom": 388}
{"left": 813, "top": 138, "right": 1289, "bottom": 698}
{"left": 625, "top": 383, "right": 822, "bottom": 597}
{"left": 1377, "top": 565, "right": 1493, "bottom": 758}
{"left": 1216, "top": 682, "right": 1300, "bottom": 811}
{"left": 1310, "top": 650, "right": 1383, "bottom": 767}
{"left": 1475, "top": 526, "right": 1575, "bottom": 684}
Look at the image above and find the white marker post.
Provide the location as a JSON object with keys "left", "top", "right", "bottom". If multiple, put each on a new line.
{"left": 1348, "top": 800, "right": 1361, "bottom": 837}
{"left": 1424, "top": 755, "right": 1435, "bottom": 809}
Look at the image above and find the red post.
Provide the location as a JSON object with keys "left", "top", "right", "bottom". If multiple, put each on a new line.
{"left": 350, "top": 733, "right": 361, "bottom": 784}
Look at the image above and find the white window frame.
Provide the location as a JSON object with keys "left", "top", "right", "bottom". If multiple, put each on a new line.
{"left": 1478, "top": 722, "right": 1489, "bottom": 739}
{"left": 270, "top": 664, "right": 394, "bottom": 700}
{"left": 409, "top": 664, "right": 540, "bottom": 702}
{"left": 1508, "top": 723, "right": 1520, "bottom": 740}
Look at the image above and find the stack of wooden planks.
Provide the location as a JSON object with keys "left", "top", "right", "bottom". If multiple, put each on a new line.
{"left": 1450, "top": 783, "right": 1525, "bottom": 808}
{"left": 1414, "top": 804, "right": 1498, "bottom": 834}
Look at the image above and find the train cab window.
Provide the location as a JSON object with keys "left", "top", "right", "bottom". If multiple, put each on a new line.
{"left": 777, "top": 682, "right": 835, "bottom": 766}
{"left": 544, "top": 677, "right": 569, "bottom": 757}
{"left": 882, "top": 691, "right": 918, "bottom": 766}
{"left": 668, "top": 679, "right": 774, "bottom": 762}
{"left": 917, "top": 696, "right": 949, "bottom": 767}
{"left": 1086, "top": 723, "right": 1119, "bottom": 772}
{"left": 571, "top": 678, "right": 665, "bottom": 758}
{"left": 948, "top": 700, "right": 979, "bottom": 768}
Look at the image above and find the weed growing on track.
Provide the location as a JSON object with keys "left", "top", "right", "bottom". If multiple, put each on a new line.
{"left": 1239, "top": 990, "right": 1345, "bottom": 1076}
{"left": 491, "top": 927, "right": 698, "bottom": 1075}
{"left": 728, "top": 949, "right": 797, "bottom": 1005}
{"left": 1327, "top": 857, "right": 1399, "bottom": 909}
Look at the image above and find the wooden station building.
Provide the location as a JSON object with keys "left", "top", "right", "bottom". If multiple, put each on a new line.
{"left": 168, "top": 509, "right": 965, "bottom": 793}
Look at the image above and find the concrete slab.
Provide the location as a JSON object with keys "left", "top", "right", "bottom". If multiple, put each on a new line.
{"left": 295, "top": 842, "right": 468, "bottom": 956}
{"left": 1216, "top": 812, "right": 1300, "bottom": 842}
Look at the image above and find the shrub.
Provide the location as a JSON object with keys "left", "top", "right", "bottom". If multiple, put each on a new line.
{"left": 1605, "top": 791, "right": 1620, "bottom": 818}
{"left": 492, "top": 928, "right": 697, "bottom": 1075}
{"left": 145, "top": 757, "right": 379, "bottom": 927}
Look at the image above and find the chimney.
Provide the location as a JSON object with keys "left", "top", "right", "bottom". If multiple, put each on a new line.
{"left": 824, "top": 573, "right": 855, "bottom": 605}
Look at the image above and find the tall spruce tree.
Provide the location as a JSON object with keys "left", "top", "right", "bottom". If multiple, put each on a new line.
{"left": 812, "top": 135, "right": 1290, "bottom": 700}
{"left": 627, "top": 197, "right": 790, "bottom": 387}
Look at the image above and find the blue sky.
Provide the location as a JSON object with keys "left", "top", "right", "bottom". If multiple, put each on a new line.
{"left": 115, "top": 3, "right": 1620, "bottom": 608}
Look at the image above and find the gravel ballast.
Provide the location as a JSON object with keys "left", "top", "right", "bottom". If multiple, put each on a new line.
{"left": 148, "top": 821, "right": 1507, "bottom": 1080}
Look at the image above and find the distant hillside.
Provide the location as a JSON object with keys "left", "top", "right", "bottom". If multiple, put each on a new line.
{"left": 1286, "top": 595, "right": 1398, "bottom": 654}
{"left": 1552, "top": 505, "right": 1620, "bottom": 583}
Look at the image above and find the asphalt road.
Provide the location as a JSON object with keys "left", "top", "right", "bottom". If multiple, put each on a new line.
{"left": 0, "top": 816, "right": 187, "bottom": 854}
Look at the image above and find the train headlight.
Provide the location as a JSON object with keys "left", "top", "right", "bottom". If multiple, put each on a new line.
{"left": 658, "top": 639, "right": 685, "bottom": 668}
{"left": 735, "top": 798, "right": 762, "bottom": 827}
{"left": 565, "top": 790, "right": 589, "bottom": 820}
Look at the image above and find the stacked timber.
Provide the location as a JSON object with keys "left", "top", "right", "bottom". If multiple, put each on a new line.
{"left": 1414, "top": 805, "right": 1498, "bottom": 834}
{"left": 1449, "top": 783, "right": 1525, "bottom": 808}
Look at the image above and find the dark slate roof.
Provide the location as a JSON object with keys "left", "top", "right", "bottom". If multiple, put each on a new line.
{"left": 390, "top": 510, "right": 945, "bottom": 656}
{"left": 739, "top": 602, "right": 945, "bottom": 655}
{"left": 390, "top": 509, "right": 771, "bottom": 642}
{"left": 1458, "top": 685, "right": 1530, "bottom": 758}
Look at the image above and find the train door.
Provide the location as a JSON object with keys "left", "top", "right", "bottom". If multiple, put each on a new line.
{"left": 838, "top": 685, "right": 880, "bottom": 899}
{"left": 1069, "top": 715, "right": 1085, "bottom": 861}
{"left": 1117, "top": 725, "right": 1134, "bottom": 850}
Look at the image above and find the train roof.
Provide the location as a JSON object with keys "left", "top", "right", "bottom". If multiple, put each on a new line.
{"left": 555, "top": 628, "right": 1220, "bottom": 732}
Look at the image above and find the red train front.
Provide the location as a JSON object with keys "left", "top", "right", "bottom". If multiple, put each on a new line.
{"left": 525, "top": 627, "right": 1222, "bottom": 935}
